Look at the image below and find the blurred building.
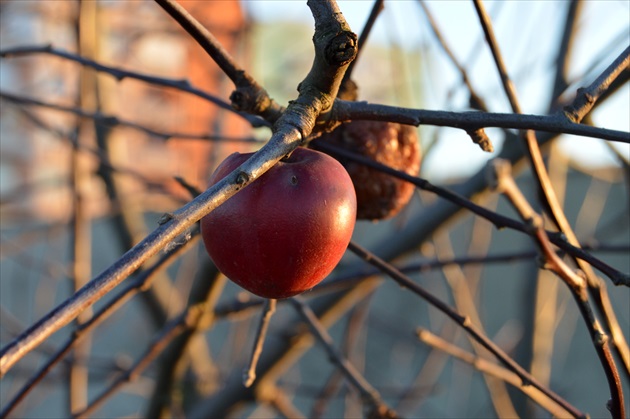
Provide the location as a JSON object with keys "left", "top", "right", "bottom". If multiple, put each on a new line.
{"left": 0, "top": 0, "right": 251, "bottom": 223}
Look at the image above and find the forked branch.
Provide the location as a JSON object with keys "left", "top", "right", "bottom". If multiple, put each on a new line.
{"left": 0, "top": 0, "right": 358, "bottom": 377}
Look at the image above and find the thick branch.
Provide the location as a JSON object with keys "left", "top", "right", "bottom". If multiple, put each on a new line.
{"left": 0, "top": 125, "right": 302, "bottom": 377}
{"left": 0, "top": 226, "right": 199, "bottom": 417}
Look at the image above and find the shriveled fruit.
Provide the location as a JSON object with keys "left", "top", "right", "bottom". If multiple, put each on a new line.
{"left": 200, "top": 147, "right": 357, "bottom": 299}
{"left": 314, "top": 120, "right": 421, "bottom": 220}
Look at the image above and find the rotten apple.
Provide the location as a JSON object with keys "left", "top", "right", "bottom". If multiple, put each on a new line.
{"left": 313, "top": 120, "right": 421, "bottom": 220}
{"left": 201, "top": 147, "right": 357, "bottom": 299}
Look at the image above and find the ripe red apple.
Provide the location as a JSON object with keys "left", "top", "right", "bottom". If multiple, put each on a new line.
{"left": 201, "top": 147, "right": 357, "bottom": 299}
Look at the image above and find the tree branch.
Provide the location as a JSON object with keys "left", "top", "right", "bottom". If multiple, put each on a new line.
{"left": 347, "top": 240, "right": 585, "bottom": 419}
{"left": 0, "top": 225, "right": 199, "bottom": 417}
{"left": 333, "top": 100, "right": 629, "bottom": 144}
{"left": 416, "top": 328, "right": 574, "bottom": 418}
{"left": 564, "top": 45, "right": 630, "bottom": 123}
{"left": 488, "top": 159, "right": 625, "bottom": 419}
{"left": 154, "top": 0, "right": 283, "bottom": 120}
{"left": 289, "top": 297, "right": 397, "bottom": 419}
{"left": 0, "top": 44, "right": 267, "bottom": 127}
{"left": 311, "top": 140, "right": 629, "bottom": 287}
{"left": 0, "top": 91, "right": 264, "bottom": 143}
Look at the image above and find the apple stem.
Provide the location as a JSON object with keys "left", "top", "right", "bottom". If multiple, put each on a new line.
{"left": 243, "top": 298, "right": 277, "bottom": 388}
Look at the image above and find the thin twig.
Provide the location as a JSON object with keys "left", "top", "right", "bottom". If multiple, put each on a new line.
{"left": 188, "top": 279, "right": 382, "bottom": 418}
{"left": 312, "top": 140, "right": 629, "bottom": 286}
{"left": 432, "top": 231, "right": 517, "bottom": 417}
{"left": 342, "top": 0, "right": 384, "bottom": 84}
{"left": 418, "top": 1, "right": 488, "bottom": 112}
{"left": 347, "top": 240, "right": 585, "bottom": 419}
{"left": 154, "top": 0, "right": 283, "bottom": 120}
{"left": 550, "top": 1, "right": 583, "bottom": 106}
{"left": 564, "top": 45, "right": 630, "bottom": 123}
{"left": 0, "top": 44, "right": 267, "bottom": 127}
{"left": 72, "top": 307, "right": 202, "bottom": 418}
{"left": 0, "top": 91, "right": 263, "bottom": 143}
{"left": 416, "top": 328, "right": 574, "bottom": 418}
{"left": 0, "top": 226, "right": 199, "bottom": 417}
{"left": 488, "top": 159, "right": 625, "bottom": 419}
{"left": 289, "top": 297, "right": 397, "bottom": 419}
{"left": 243, "top": 299, "right": 277, "bottom": 388}
{"left": 7, "top": 102, "right": 174, "bottom": 196}
{"left": 549, "top": 14, "right": 630, "bottom": 378}
{"left": 144, "top": 261, "right": 225, "bottom": 418}
{"left": 68, "top": 1, "right": 94, "bottom": 408}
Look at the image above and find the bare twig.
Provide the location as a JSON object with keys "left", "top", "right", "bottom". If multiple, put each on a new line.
{"left": 289, "top": 297, "right": 397, "bottom": 419}
{"left": 144, "top": 260, "right": 225, "bottom": 418}
{"left": 418, "top": 1, "right": 488, "bottom": 112}
{"left": 154, "top": 0, "right": 283, "bottom": 120}
{"left": 342, "top": 0, "right": 384, "bottom": 84}
{"left": 0, "top": 44, "right": 267, "bottom": 127}
{"left": 72, "top": 307, "right": 202, "bottom": 418}
{"left": 564, "top": 45, "right": 630, "bottom": 123}
{"left": 0, "top": 226, "right": 199, "bottom": 417}
{"left": 416, "top": 328, "right": 574, "bottom": 418}
{"left": 432, "top": 231, "right": 517, "bottom": 417}
{"left": 0, "top": 91, "right": 263, "bottom": 143}
{"left": 347, "top": 240, "right": 586, "bottom": 419}
{"left": 550, "top": 25, "right": 630, "bottom": 379}
{"left": 312, "top": 140, "right": 629, "bottom": 287}
{"left": 188, "top": 279, "right": 382, "bottom": 418}
{"left": 67, "top": 1, "right": 96, "bottom": 411}
{"left": 550, "top": 1, "right": 583, "bottom": 106}
{"left": 243, "top": 299, "right": 277, "bottom": 388}
{"left": 488, "top": 159, "right": 625, "bottom": 419}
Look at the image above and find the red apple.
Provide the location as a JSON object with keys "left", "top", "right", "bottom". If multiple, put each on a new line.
{"left": 201, "top": 147, "right": 357, "bottom": 299}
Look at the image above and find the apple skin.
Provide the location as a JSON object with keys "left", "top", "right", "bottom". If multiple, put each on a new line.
{"left": 201, "top": 147, "right": 357, "bottom": 299}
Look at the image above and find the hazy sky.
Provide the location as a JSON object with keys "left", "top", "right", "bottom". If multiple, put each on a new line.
{"left": 244, "top": 1, "right": 629, "bottom": 180}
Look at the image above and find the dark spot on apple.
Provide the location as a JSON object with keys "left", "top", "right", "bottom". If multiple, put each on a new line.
{"left": 290, "top": 175, "right": 298, "bottom": 186}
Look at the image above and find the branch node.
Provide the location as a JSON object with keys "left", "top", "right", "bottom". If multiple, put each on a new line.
{"left": 595, "top": 330, "right": 609, "bottom": 346}
{"left": 236, "top": 171, "right": 250, "bottom": 186}
{"left": 325, "top": 31, "right": 358, "bottom": 66}
{"left": 157, "top": 212, "right": 175, "bottom": 225}
{"left": 462, "top": 316, "right": 472, "bottom": 327}
{"left": 465, "top": 127, "right": 494, "bottom": 152}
